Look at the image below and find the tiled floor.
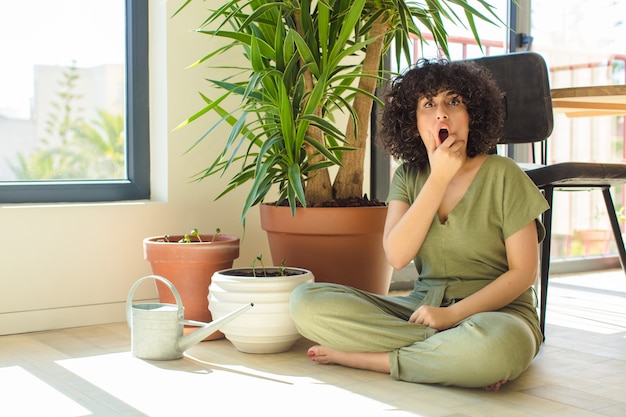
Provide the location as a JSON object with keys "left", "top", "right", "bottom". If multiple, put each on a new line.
{"left": 1, "top": 269, "right": 625, "bottom": 417}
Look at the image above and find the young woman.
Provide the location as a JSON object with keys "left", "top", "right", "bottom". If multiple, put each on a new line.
{"left": 289, "top": 58, "right": 549, "bottom": 390}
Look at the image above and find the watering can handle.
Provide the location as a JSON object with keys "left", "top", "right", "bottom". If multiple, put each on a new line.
{"left": 126, "top": 275, "right": 184, "bottom": 327}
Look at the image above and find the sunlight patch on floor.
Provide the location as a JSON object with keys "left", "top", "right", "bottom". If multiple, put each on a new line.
{"left": 546, "top": 272, "right": 626, "bottom": 335}
{"left": 57, "top": 352, "right": 426, "bottom": 417}
{"left": 0, "top": 366, "right": 91, "bottom": 417}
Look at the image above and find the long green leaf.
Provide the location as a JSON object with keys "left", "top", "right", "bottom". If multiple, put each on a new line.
{"left": 287, "top": 163, "right": 306, "bottom": 209}
{"left": 327, "top": 0, "right": 366, "bottom": 60}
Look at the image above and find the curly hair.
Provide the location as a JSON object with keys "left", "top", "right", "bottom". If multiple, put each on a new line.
{"left": 377, "top": 58, "right": 505, "bottom": 169}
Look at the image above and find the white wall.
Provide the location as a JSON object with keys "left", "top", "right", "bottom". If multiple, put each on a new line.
{"left": 0, "top": 0, "right": 270, "bottom": 335}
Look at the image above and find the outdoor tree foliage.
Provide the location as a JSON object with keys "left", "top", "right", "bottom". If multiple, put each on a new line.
{"left": 9, "top": 66, "right": 125, "bottom": 181}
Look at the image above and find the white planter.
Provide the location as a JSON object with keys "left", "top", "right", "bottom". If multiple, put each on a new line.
{"left": 208, "top": 267, "right": 314, "bottom": 353}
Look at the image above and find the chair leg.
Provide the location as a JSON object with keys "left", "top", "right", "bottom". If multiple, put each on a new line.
{"left": 539, "top": 186, "right": 554, "bottom": 339}
{"left": 601, "top": 187, "right": 626, "bottom": 272}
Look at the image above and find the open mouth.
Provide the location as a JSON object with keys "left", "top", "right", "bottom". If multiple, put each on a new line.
{"left": 439, "top": 128, "right": 449, "bottom": 142}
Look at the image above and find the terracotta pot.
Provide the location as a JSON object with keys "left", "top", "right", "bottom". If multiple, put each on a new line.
{"left": 209, "top": 267, "right": 314, "bottom": 353}
{"left": 260, "top": 204, "right": 392, "bottom": 295}
{"left": 143, "top": 234, "right": 240, "bottom": 340}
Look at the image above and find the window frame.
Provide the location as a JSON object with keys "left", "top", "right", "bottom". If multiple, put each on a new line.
{"left": 0, "top": 0, "right": 150, "bottom": 204}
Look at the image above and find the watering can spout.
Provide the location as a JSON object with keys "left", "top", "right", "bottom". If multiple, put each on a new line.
{"left": 177, "top": 303, "right": 254, "bottom": 352}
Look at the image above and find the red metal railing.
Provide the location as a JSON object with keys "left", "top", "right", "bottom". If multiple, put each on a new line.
{"left": 410, "top": 33, "right": 505, "bottom": 59}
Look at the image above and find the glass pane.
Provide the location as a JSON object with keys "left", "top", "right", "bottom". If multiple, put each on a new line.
{"left": 0, "top": 0, "right": 126, "bottom": 182}
{"left": 530, "top": 0, "right": 626, "bottom": 260}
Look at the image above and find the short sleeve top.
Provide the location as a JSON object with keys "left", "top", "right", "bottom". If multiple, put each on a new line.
{"left": 387, "top": 154, "right": 549, "bottom": 281}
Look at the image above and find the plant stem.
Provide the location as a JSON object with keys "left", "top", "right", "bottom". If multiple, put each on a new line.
{"left": 334, "top": 16, "right": 389, "bottom": 199}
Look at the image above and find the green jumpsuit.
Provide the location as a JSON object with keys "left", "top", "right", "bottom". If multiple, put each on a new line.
{"left": 290, "top": 155, "right": 550, "bottom": 387}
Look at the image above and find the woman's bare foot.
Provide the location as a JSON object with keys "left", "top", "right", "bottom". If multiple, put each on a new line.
{"left": 307, "top": 345, "right": 336, "bottom": 364}
{"left": 483, "top": 379, "right": 508, "bottom": 391}
{"left": 307, "top": 345, "right": 391, "bottom": 373}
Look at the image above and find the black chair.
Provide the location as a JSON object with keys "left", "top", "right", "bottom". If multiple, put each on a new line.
{"left": 470, "top": 52, "right": 626, "bottom": 336}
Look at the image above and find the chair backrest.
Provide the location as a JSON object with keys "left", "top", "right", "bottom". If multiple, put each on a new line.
{"left": 467, "top": 52, "right": 554, "bottom": 145}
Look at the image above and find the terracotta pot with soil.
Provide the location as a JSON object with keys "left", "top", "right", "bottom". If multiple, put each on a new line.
{"left": 143, "top": 232, "right": 240, "bottom": 340}
{"left": 260, "top": 203, "right": 392, "bottom": 295}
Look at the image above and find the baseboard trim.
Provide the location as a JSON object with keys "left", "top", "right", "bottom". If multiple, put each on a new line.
{"left": 549, "top": 255, "right": 621, "bottom": 275}
{"left": 0, "top": 298, "right": 158, "bottom": 336}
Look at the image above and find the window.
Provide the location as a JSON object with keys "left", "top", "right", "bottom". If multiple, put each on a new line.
{"left": 0, "top": 0, "right": 149, "bottom": 203}
{"left": 530, "top": 0, "right": 625, "bottom": 263}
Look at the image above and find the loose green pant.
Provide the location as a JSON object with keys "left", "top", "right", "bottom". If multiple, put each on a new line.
{"left": 289, "top": 280, "right": 540, "bottom": 388}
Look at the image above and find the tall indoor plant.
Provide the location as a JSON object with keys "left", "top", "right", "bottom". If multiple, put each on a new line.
{"left": 174, "top": 0, "right": 501, "bottom": 293}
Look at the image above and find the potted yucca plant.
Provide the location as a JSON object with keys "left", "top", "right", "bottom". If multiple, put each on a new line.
{"left": 174, "top": 0, "right": 501, "bottom": 294}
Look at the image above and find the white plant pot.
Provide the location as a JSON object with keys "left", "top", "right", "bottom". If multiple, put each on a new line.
{"left": 208, "top": 267, "right": 314, "bottom": 353}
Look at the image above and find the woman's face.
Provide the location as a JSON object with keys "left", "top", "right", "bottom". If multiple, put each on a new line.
{"left": 416, "top": 90, "right": 470, "bottom": 151}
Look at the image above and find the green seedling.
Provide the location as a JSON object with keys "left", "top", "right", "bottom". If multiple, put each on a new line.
{"left": 252, "top": 254, "right": 288, "bottom": 277}
{"left": 159, "top": 228, "right": 221, "bottom": 243}
{"left": 179, "top": 228, "right": 201, "bottom": 243}
{"left": 252, "top": 253, "right": 266, "bottom": 278}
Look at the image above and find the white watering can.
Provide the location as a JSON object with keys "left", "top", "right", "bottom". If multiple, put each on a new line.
{"left": 126, "top": 275, "right": 253, "bottom": 360}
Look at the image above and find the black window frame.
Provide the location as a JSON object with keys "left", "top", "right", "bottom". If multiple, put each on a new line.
{"left": 0, "top": 0, "right": 150, "bottom": 204}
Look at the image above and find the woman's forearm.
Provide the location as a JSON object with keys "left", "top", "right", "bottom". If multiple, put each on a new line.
{"left": 448, "top": 268, "right": 537, "bottom": 323}
{"left": 383, "top": 177, "right": 447, "bottom": 268}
